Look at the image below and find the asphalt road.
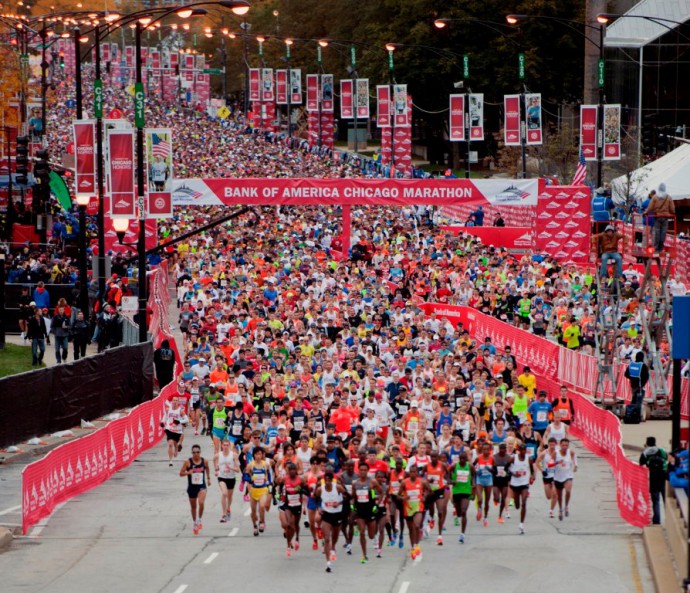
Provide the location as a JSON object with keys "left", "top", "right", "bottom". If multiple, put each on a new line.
{"left": 0, "top": 432, "right": 653, "bottom": 593}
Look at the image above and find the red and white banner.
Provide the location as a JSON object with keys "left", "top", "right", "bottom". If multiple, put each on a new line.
{"left": 307, "top": 111, "right": 335, "bottom": 149}
{"left": 503, "top": 94, "right": 520, "bottom": 146}
{"left": 393, "top": 84, "right": 409, "bottom": 126}
{"left": 321, "top": 74, "right": 334, "bottom": 112}
{"left": 603, "top": 104, "right": 621, "bottom": 160}
{"left": 102, "top": 197, "right": 158, "bottom": 255}
{"left": 146, "top": 193, "right": 173, "bottom": 218}
{"left": 172, "top": 178, "right": 539, "bottom": 207}
{"left": 249, "top": 68, "right": 260, "bottom": 101}
{"left": 450, "top": 94, "right": 465, "bottom": 142}
{"left": 468, "top": 93, "right": 484, "bottom": 140}
{"left": 580, "top": 105, "right": 598, "bottom": 161}
{"left": 107, "top": 129, "right": 136, "bottom": 219}
{"left": 377, "top": 85, "right": 391, "bottom": 127}
{"left": 536, "top": 185, "right": 591, "bottom": 263}
{"left": 73, "top": 120, "right": 96, "bottom": 196}
{"left": 261, "top": 68, "right": 274, "bottom": 102}
{"left": 525, "top": 93, "right": 543, "bottom": 145}
{"left": 439, "top": 226, "right": 534, "bottom": 250}
{"left": 356, "top": 79, "right": 370, "bottom": 118}
{"left": 340, "top": 79, "right": 354, "bottom": 118}
{"left": 289, "top": 69, "right": 302, "bottom": 104}
{"left": 145, "top": 128, "right": 173, "bottom": 219}
{"left": 276, "top": 70, "right": 287, "bottom": 104}
{"left": 306, "top": 74, "right": 319, "bottom": 112}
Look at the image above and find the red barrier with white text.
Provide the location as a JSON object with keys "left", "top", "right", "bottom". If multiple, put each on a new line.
{"left": 439, "top": 226, "right": 534, "bottom": 250}
{"left": 536, "top": 185, "right": 591, "bottom": 263}
{"left": 22, "top": 263, "right": 178, "bottom": 534}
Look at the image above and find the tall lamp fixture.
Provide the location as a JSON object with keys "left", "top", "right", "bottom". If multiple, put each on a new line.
{"left": 75, "top": 193, "right": 91, "bottom": 316}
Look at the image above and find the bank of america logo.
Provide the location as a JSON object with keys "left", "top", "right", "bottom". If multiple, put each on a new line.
{"left": 174, "top": 184, "right": 203, "bottom": 200}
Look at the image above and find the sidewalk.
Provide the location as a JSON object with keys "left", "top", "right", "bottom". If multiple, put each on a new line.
{"left": 621, "top": 419, "right": 673, "bottom": 459}
{"left": 4, "top": 333, "right": 100, "bottom": 368}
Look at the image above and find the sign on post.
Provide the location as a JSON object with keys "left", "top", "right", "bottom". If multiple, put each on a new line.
{"left": 93, "top": 79, "right": 103, "bottom": 118}
{"left": 134, "top": 82, "right": 145, "bottom": 128}
{"left": 462, "top": 54, "right": 469, "bottom": 79}
{"left": 597, "top": 59, "right": 605, "bottom": 88}
{"left": 518, "top": 53, "right": 525, "bottom": 80}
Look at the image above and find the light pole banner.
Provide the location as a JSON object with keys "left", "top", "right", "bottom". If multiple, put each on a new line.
{"left": 469, "top": 93, "right": 484, "bottom": 140}
{"left": 125, "top": 46, "right": 134, "bottom": 68}
{"left": 603, "top": 104, "right": 621, "bottom": 160}
{"left": 450, "top": 95, "right": 466, "bottom": 142}
{"left": 306, "top": 74, "right": 319, "bottom": 112}
{"left": 503, "top": 95, "right": 520, "bottom": 146}
{"left": 376, "top": 85, "right": 391, "bottom": 128}
{"left": 249, "top": 69, "right": 260, "bottom": 102}
{"left": 261, "top": 68, "right": 274, "bottom": 102}
{"left": 321, "top": 74, "right": 334, "bottom": 112}
{"left": 356, "top": 79, "right": 370, "bottom": 118}
{"left": 393, "top": 84, "right": 409, "bottom": 126}
{"left": 340, "top": 79, "right": 354, "bottom": 118}
{"left": 107, "top": 129, "right": 136, "bottom": 219}
{"left": 145, "top": 128, "right": 173, "bottom": 219}
{"left": 73, "top": 120, "right": 96, "bottom": 195}
{"left": 276, "top": 70, "right": 287, "bottom": 104}
{"left": 290, "top": 69, "right": 302, "bottom": 104}
{"left": 580, "top": 105, "right": 598, "bottom": 161}
{"left": 525, "top": 93, "right": 543, "bottom": 145}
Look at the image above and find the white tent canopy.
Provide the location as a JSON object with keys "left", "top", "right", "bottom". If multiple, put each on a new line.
{"left": 611, "top": 143, "right": 690, "bottom": 204}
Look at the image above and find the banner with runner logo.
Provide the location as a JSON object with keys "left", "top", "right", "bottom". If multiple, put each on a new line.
{"left": 321, "top": 74, "right": 334, "bottom": 112}
{"left": 306, "top": 74, "right": 319, "bottom": 112}
{"left": 249, "top": 68, "right": 260, "bottom": 101}
{"left": 73, "top": 120, "right": 96, "bottom": 196}
{"left": 261, "top": 68, "right": 274, "bottom": 102}
{"left": 603, "top": 104, "right": 621, "bottom": 160}
{"left": 468, "top": 93, "right": 484, "bottom": 140}
{"left": 450, "top": 94, "right": 465, "bottom": 142}
{"left": 525, "top": 93, "right": 543, "bottom": 145}
{"left": 439, "top": 226, "right": 534, "bottom": 251}
{"left": 392, "top": 84, "right": 409, "bottom": 126}
{"left": 340, "top": 79, "right": 353, "bottom": 118}
{"left": 107, "top": 128, "right": 136, "bottom": 219}
{"left": 580, "top": 105, "right": 598, "bottom": 161}
{"left": 503, "top": 95, "right": 520, "bottom": 146}
{"left": 356, "top": 79, "right": 370, "bottom": 118}
{"left": 376, "top": 85, "right": 391, "bottom": 127}
{"left": 276, "top": 70, "right": 287, "bottom": 104}
{"left": 289, "top": 69, "right": 302, "bottom": 104}
{"left": 535, "top": 185, "right": 591, "bottom": 263}
{"left": 145, "top": 128, "right": 173, "bottom": 218}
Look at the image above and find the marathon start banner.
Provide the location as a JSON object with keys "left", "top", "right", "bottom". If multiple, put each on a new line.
{"left": 171, "top": 178, "right": 539, "bottom": 207}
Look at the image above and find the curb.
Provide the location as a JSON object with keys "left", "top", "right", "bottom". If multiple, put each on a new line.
{"left": 0, "top": 528, "right": 13, "bottom": 553}
{"left": 643, "top": 525, "right": 680, "bottom": 593}
{"left": 0, "top": 442, "right": 69, "bottom": 466}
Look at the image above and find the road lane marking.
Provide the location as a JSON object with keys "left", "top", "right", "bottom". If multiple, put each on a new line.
{"left": 0, "top": 505, "right": 21, "bottom": 516}
{"left": 203, "top": 552, "right": 219, "bottom": 565}
{"left": 399, "top": 582, "right": 410, "bottom": 593}
{"left": 228, "top": 527, "right": 239, "bottom": 537}
{"left": 243, "top": 507, "right": 251, "bottom": 517}
{"left": 28, "top": 502, "right": 66, "bottom": 537}
{"left": 172, "top": 586, "right": 188, "bottom": 593}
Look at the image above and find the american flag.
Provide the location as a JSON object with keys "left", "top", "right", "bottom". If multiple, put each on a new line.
{"left": 150, "top": 132, "right": 171, "bottom": 159}
{"left": 571, "top": 147, "right": 587, "bottom": 186}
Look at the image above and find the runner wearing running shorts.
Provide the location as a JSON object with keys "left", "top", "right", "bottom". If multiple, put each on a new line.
{"left": 451, "top": 450, "right": 474, "bottom": 543}
{"left": 214, "top": 439, "right": 239, "bottom": 522}
{"left": 508, "top": 443, "right": 535, "bottom": 534}
{"left": 314, "top": 466, "right": 347, "bottom": 573}
{"left": 399, "top": 465, "right": 430, "bottom": 560}
{"left": 180, "top": 445, "right": 211, "bottom": 535}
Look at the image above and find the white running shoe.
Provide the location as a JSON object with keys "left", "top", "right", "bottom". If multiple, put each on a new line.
{"left": 519, "top": 523, "right": 525, "bottom": 535}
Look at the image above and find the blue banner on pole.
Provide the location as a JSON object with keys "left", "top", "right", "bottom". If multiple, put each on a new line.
{"left": 672, "top": 296, "right": 690, "bottom": 359}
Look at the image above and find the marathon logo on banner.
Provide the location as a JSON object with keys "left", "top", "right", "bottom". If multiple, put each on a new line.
{"left": 603, "top": 104, "right": 621, "bottom": 160}
{"left": 580, "top": 105, "right": 598, "bottom": 161}
{"left": 525, "top": 93, "right": 543, "bottom": 145}
{"left": 468, "top": 93, "right": 484, "bottom": 140}
{"left": 145, "top": 128, "right": 173, "bottom": 219}
{"left": 73, "top": 120, "right": 96, "bottom": 196}
{"left": 377, "top": 85, "right": 391, "bottom": 128}
{"left": 340, "top": 79, "right": 353, "bottom": 118}
{"left": 171, "top": 178, "right": 539, "bottom": 207}
{"left": 536, "top": 185, "right": 591, "bottom": 263}
{"left": 261, "top": 68, "right": 274, "bottom": 102}
{"left": 393, "top": 84, "right": 409, "bottom": 126}
{"left": 449, "top": 94, "right": 465, "bottom": 142}
{"left": 306, "top": 74, "right": 319, "bottom": 112}
{"left": 503, "top": 95, "right": 520, "bottom": 146}
{"left": 290, "top": 69, "right": 302, "bottom": 104}
{"left": 356, "top": 79, "right": 370, "bottom": 118}
{"left": 321, "top": 74, "right": 334, "bottom": 112}
{"left": 276, "top": 70, "right": 287, "bottom": 104}
{"left": 107, "top": 129, "right": 136, "bottom": 219}
{"left": 249, "top": 69, "right": 260, "bottom": 102}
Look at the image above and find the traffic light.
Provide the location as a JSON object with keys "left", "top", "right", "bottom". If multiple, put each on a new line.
{"left": 33, "top": 149, "right": 51, "bottom": 215}
{"left": 15, "top": 135, "right": 29, "bottom": 185}
{"left": 657, "top": 126, "right": 669, "bottom": 153}
{"left": 59, "top": 51, "right": 65, "bottom": 68}
{"left": 641, "top": 113, "right": 657, "bottom": 156}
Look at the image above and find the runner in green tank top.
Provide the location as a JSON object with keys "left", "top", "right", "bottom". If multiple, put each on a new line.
{"left": 450, "top": 451, "right": 474, "bottom": 543}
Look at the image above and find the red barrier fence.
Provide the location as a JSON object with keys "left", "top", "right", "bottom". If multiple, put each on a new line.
{"left": 439, "top": 226, "right": 534, "bottom": 251}
{"left": 22, "top": 262, "right": 178, "bottom": 534}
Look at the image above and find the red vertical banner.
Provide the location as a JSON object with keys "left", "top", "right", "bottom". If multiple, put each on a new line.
{"left": 125, "top": 46, "right": 134, "bottom": 68}
{"left": 376, "top": 85, "right": 390, "bottom": 127}
{"left": 276, "top": 70, "right": 287, "bottom": 104}
{"left": 340, "top": 79, "right": 353, "bottom": 118}
{"left": 450, "top": 94, "right": 466, "bottom": 142}
{"left": 468, "top": 93, "right": 484, "bottom": 140}
{"left": 73, "top": 120, "right": 96, "bottom": 196}
{"left": 107, "top": 129, "right": 136, "bottom": 219}
{"left": 525, "top": 93, "right": 543, "bottom": 145}
{"left": 380, "top": 127, "right": 392, "bottom": 167}
{"left": 249, "top": 68, "right": 260, "bottom": 101}
{"left": 306, "top": 74, "right": 319, "bottom": 112}
{"left": 603, "top": 104, "right": 621, "bottom": 160}
{"left": 503, "top": 95, "right": 520, "bottom": 145}
{"left": 580, "top": 105, "right": 598, "bottom": 161}
{"left": 321, "top": 74, "right": 334, "bottom": 112}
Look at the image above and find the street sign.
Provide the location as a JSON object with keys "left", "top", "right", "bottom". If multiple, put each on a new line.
{"left": 93, "top": 79, "right": 103, "bottom": 119}
{"left": 597, "top": 59, "right": 605, "bottom": 88}
{"left": 65, "top": 99, "right": 76, "bottom": 109}
{"left": 463, "top": 54, "right": 469, "bottom": 79}
{"left": 388, "top": 50, "right": 394, "bottom": 71}
{"left": 202, "top": 68, "right": 223, "bottom": 75}
{"left": 134, "top": 82, "right": 145, "bottom": 128}
{"left": 351, "top": 45, "right": 356, "bottom": 67}
{"left": 518, "top": 53, "right": 525, "bottom": 80}
{"left": 317, "top": 46, "right": 322, "bottom": 65}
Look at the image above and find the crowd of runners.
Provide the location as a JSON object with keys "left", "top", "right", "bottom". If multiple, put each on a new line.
{"left": 159, "top": 204, "right": 580, "bottom": 570}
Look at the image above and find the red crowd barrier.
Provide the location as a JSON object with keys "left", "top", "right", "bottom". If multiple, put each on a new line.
{"left": 22, "top": 262, "right": 179, "bottom": 535}
{"left": 439, "top": 226, "right": 534, "bottom": 251}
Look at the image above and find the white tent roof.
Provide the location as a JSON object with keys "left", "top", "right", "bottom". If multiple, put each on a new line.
{"left": 611, "top": 143, "right": 690, "bottom": 203}
{"left": 604, "top": 0, "right": 690, "bottom": 48}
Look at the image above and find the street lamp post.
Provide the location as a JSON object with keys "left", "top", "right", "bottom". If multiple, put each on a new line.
{"left": 316, "top": 41, "right": 324, "bottom": 148}
{"left": 135, "top": 20, "right": 148, "bottom": 344}
{"left": 386, "top": 43, "right": 395, "bottom": 173}
{"left": 75, "top": 193, "right": 90, "bottom": 315}
{"left": 285, "top": 38, "right": 293, "bottom": 138}
{"left": 350, "top": 44, "right": 359, "bottom": 155}
{"left": 73, "top": 27, "right": 83, "bottom": 119}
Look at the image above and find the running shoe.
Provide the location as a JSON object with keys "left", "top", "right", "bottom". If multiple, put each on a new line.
{"left": 436, "top": 536, "right": 443, "bottom": 546}
{"left": 389, "top": 534, "right": 396, "bottom": 547}
{"left": 294, "top": 540, "right": 300, "bottom": 551}
{"left": 454, "top": 517, "right": 460, "bottom": 527}
{"left": 458, "top": 533, "right": 465, "bottom": 544}
{"left": 169, "top": 462, "right": 173, "bottom": 467}
{"left": 483, "top": 519, "right": 489, "bottom": 528}
{"left": 220, "top": 516, "right": 227, "bottom": 523}
{"left": 519, "top": 523, "right": 525, "bottom": 535}
{"left": 398, "top": 537, "right": 404, "bottom": 549}
{"left": 429, "top": 518, "right": 435, "bottom": 529}
{"left": 476, "top": 509, "right": 482, "bottom": 521}
{"left": 329, "top": 551, "right": 337, "bottom": 561}
{"left": 410, "top": 549, "right": 416, "bottom": 560}
{"left": 376, "top": 547, "right": 382, "bottom": 558}
{"left": 326, "top": 562, "right": 332, "bottom": 573}
{"left": 565, "top": 507, "right": 570, "bottom": 517}
{"left": 317, "top": 528, "right": 323, "bottom": 540}
{"left": 259, "top": 522, "right": 265, "bottom": 533}
{"left": 505, "top": 511, "right": 511, "bottom": 519}
{"left": 558, "top": 511, "right": 563, "bottom": 521}
{"left": 239, "top": 481, "right": 245, "bottom": 492}
{"left": 226, "top": 511, "right": 231, "bottom": 522}
{"left": 286, "top": 547, "right": 292, "bottom": 558}
{"left": 415, "top": 545, "right": 421, "bottom": 558}
{"left": 549, "top": 510, "right": 554, "bottom": 519}
{"left": 243, "top": 493, "right": 249, "bottom": 502}
{"left": 312, "top": 540, "right": 318, "bottom": 551}
{"left": 360, "top": 557, "right": 368, "bottom": 564}
{"left": 346, "top": 543, "right": 352, "bottom": 555}
{"left": 253, "top": 526, "right": 259, "bottom": 536}
{"left": 497, "top": 517, "right": 504, "bottom": 524}
{"left": 177, "top": 444, "right": 182, "bottom": 452}
{"left": 192, "top": 522, "right": 199, "bottom": 535}
{"left": 194, "top": 430, "right": 199, "bottom": 436}
{"left": 197, "top": 521, "right": 203, "bottom": 532}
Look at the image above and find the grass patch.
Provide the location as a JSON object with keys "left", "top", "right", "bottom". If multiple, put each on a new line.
{"left": 0, "top": 343, "right": 41, "bottom": 377}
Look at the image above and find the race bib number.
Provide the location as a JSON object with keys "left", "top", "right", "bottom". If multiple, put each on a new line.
{"left": 287, "top": 493, "right": 300, "bottom": 505}
{"left": 457, "top": 471, "right": 469, "bottom": 483}
{"left": 215, "top": 418, "right": 225, "bottom": 428}
{"left": 559, "top": 409, "right": 569, "bottom": 419}
{"left": 536, "top": 411, "right": 547, "bottom": 422}
{"left": 232, "top": 424, "right": 242, "bottom": 435}
{"left": 254, "top": 474, "right": 266, "bottom": 487}
{"left": 294, "top": 419, "right": 304, "bottom": 430}
{"left": 496, "top": 467, "right": 506, "bottom": 477}
{"left": 191, "top": 472, "right": 203, "bottom": 485}
{"left": 356, "top": 490, "right": 369, "bottom": 503}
